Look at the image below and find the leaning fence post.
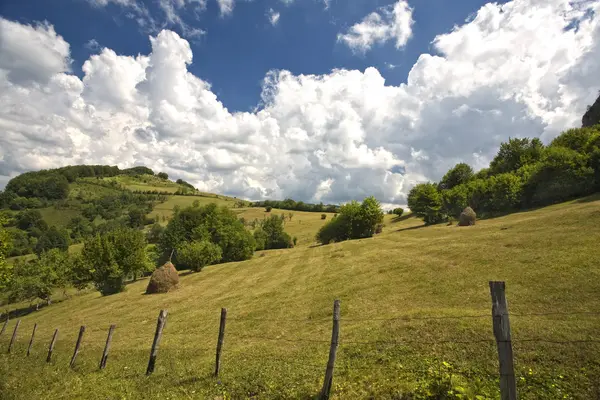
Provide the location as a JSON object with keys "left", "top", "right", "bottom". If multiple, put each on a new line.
{"left": 214, "top": 308, "right": 227, "bottom": 377}
{"left": 70, "top": 326, "right": 86, "bottom": 368}
{"left": 99, "top": 324, "right": 116, "bottom": 370}
{"left": 7, "top": 319, "right": 21, "bottom": 353}
{"left": 47, "top": 329, "right": 59, "bottom": 363}
{"left": 0, "top": 314, "right": 7, "bottom": 336}
{"left": 146, "top": 310, "right": 168, "bottom": 376}
{"left": 320, "top": 299, "right": 341, "bottom": 400}
{"left": 489, "top": 281, "right": 518, "bottom": 400}
{"left": 27, "top": 323, "right": 37, "bottom": 356}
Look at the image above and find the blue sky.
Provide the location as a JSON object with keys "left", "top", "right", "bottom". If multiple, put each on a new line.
{"left": 0, "top": 0, "right": 597, "bottom": 205}
{"left": 0, "top": 0, "right": 508, "bottom": 112}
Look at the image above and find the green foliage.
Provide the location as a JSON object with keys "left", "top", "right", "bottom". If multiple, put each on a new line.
{"left": 160, "top": 203, "right": 255, "bottom": 265}
{"left": 392, "top": 207, "right": 404, "bottom": 216}
{"left": 35, "top": 226, "right": 70, "bottom": 255}
{"left": 177, "top": 240, "right": 222, "bottom": 272}
{"left": 16, "top": 209, "right": 48, "bottom": 231}
{"left": 147, "top": 222, "right": 165, "bottom": 244}
{"left": 408, "top": 183, "right": 445, "bottom": 225}
{"left": 265, "top": 206, "right": 272, "bottom": 212}
{"left": 321, "top": 214, "right": 327, "bottom": 220}
{"left": 582, "top": 92, "right": 600, "bottom": 127}
{"left": 121, "top": 166, "right": 154, "bottom": 176}
{"left": 253, "top": 199, "right": 339, "bottom": 213}
{"left": 255, "top": 215, "right": 293, "bottom": 250}
{"left": 128, "top": 207, "right": 147, "bottom": 228}
{"left": 489, "top": 137, "right": 544, "bottom": 175}
{"left": 67, "top": 216, "right": 93, "bottom": 241}
{"left": 157, "top": 172, "right": 169, "bottom": 180}
{"left": 439, "top": 163, "right": 474, "bottom": 190}
{"left": 316, "top": 197, "right": 384, "bottom": 244}
{"left": 485, "top": 173, "right": 522, "bottom": 212}
{"left": 0, "top": 216, "right": 12, "bottom": 292}
{"left": 82, "top": 227, "right": 150, "bottom": 295}
{"left": 6, "top": 172, "right": 70, "bottom": 200}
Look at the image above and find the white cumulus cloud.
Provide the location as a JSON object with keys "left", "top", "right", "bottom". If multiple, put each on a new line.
{"left": 338, "top": 0, "right": 414, "bottom": 53}
{"left": 1, "top": 0, "right": 599, "bottom": 206}
{"left": 268, "top": 8, "right": 281, "bottom": 26}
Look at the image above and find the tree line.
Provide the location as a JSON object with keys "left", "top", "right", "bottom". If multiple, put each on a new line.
{"left": 408, "top": 125, "right": 600, "bottom": 224}
{"left": 253, "top": 199, "right": 340, "bottom": 213}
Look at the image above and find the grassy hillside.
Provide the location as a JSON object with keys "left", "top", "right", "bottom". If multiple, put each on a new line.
{"left": 1, "top": 196, "right": 599, "bottom": 399}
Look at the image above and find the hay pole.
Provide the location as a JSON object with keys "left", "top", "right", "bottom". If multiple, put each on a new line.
{"left": 320, "top": 300, "right": 340, "bottom": 400}
{"left": 70, "top": 326, "right": 86, "bottom": 368}
{"left": 146, "top": 310, "right": 167, "bottom": 376}
{"left": 490, "top": 281, "right": 518, "bottom": 400}
{"left": 99, "top": 324, "right": 116, "bottom": 370}
{"left": 27, "top": 323, "right": 37, "bottom": 356}
{"left": 214, "top": 308, "right": 227, "bottom": 377}
{"left": 47, "top": 329, "right": 59, "bottom": 363}
{"left": 7, "top": 319, "right": 21, "bottom": 353}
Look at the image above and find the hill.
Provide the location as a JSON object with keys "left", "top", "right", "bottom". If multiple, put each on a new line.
{"left": 0, "top": 195, "right": 599, "bottom": 399}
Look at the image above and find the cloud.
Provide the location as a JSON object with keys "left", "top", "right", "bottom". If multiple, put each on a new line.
{"left": 217, "top": 0, "right": 234, "bottom": 16}
{"left": 1, "top": 0, "right": 599, "bottom": 206}
{"left": 84, "top": 39, "right": 100, "bottom": 51}
{"left": 338, "top": 0, "right": 414, "bottom": 53}
{"left": 268, "top": 8, "right": 281, "bottom": 26}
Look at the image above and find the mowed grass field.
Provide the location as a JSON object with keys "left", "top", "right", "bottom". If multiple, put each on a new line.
{"left": 1, "top": 196, "right": 600, "bottom": 399}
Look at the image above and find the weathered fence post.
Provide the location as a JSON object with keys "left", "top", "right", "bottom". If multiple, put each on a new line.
{"left": 99, "top": 324, "right": 116, "bottom": 370}
{"left": 7, "top": 319, "right": 21, "bottom": 353}
{"left": 214, "top": 308, "right": 227, "bottom": 377}
{"left": 27, "top": 323, "right": 37, "bottom": 356}
{"left": 489, "top": 281, "right": 518, "bottom": 400}
{"left": 320, "top": 299, "right": 341, "bottom": 400}
{"left": 146, "top": 310, "right": 167, "bottom": 376}
{"left": 1, "top": 314, "right": 9, "bottom": 336}
{"left": 70, "top": 326, "right": 86, "bottom": 368}
{"left": 47, "top": 329, "right": 59, "bottom": 362}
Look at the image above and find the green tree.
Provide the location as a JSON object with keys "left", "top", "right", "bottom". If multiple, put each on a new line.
{"left": 157, "top": 172, "right": 169, "bottom": 180}
{"left": 438, "top": 163, "right": 474, "bottom": 190}
{"left": 16, "top": 209, "right": 47, "bottom": 231}
{"left": 256, "top": 215, "right": 293, "bottom": 250}
{"left": 35, "top": 226, "right": 69, "bottom": 255}
{"left": 67, "top": 216, "right": 93, "bottom": 241}
{"left": 407, "top": 183, "right": 445, "bottom": 225}
{"left": 128, "top": 207, "right": 146, "bottom": 228}
{"left": 489, "top": 138, "right": 544, "bottom": 175}
{"left": 177, "top": 240, "right": 222, "bottom": 272}
{"left": 147, "top": 222, "right": 165, "bottom": 244}
{"left": 316, "top": 197, "right": 383, "bottom": 244}
{"left": 0, "top": 216, "right": 13, "bottom": 293}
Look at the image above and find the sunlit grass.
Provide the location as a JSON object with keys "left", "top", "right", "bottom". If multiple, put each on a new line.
{"left": 1, "top": 196, "right": 599, "bottom": 398}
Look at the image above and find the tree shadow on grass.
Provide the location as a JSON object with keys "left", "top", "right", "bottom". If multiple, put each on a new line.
{"left": 396, "top": 224, "right": 428, "bottom": 233}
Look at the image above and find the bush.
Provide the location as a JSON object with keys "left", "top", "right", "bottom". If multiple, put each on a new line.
{"left": 458, "top": 207, "right": 477, "bottom": 226}
{"left": 392, "top": 208, "right": 404, "bottom": 216}
{"left": 321, "top": 214, "right": 327, "bottom": 220}
{"left": 146, "top": 262, "right": 179, "bottom": 294}
{"left": 147, "top": 223, "right": 164, "bottom": 244}
{"left": 375, "top": 223, "right": 383, "bottom": 234}
{"left": 254, "top": 215, "right": 293, "bottom": 250}
{"left": 177, "top": 240, "right": 222, "bottom": 272}
{"left": 35, "top": 226, "right": 69, "bottom": 255}
{"left": 157, "top": 172, "right": 169, "bottom": 180}
{"left": 407, "top": 183, "right": 445, "bottom": 225}
{"left": 265, "top": 206, "right": 272, "bottom": 212}
{"left": 316, "top": 197, "right": 383, "bottom": 244}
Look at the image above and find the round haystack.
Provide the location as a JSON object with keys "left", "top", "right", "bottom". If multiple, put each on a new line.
{"left": 146, "top": 262, "right": 179, "bottom": 294}
{"left": 458, "top": 207, "right": 477, "bottom": 226}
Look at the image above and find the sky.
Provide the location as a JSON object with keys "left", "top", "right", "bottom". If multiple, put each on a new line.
{"left": 0, "top": 0, "right": 598, "bottom": 207}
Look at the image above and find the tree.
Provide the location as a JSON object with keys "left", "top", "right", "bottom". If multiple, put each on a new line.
{"left": 147, "top": 222, "right": 164, "bottom": 244}
{"left": 265, "top": 206, "right": 272, "bottom": 212}
{"left": 438, "top": 163, "right": 474, "bottom": 190}
{"left": 177, "top": 240, "right": 222, "bottom": 272}
{"left": 157, "top": 172, "right": 169, "bottom": 180}
{"left": 8, "top": 258, "right": 55, "bottom": 305}
{"left": 67, "top": 216, "right": 93, "bottom": 241}
{"left": 255, "top": 215, "right": 293, "bottom": 250}
{"left": 35, "top": 226, "right": 69, "bottom": 255}
{"left": 0, "top": 216, "right": 12, "bottom": 293}
{"left": 82, "top": 227, "right": 150, "bottom": 295}
{"left": 128, "top": 207, "right": 146, "bottom": 228}
{"left": 407, "top": 183, "right": 445, "bottom": 225}
{"left": 489, "top": 138, "right": 544, "bottom": 175}
{"left": 316, "top": 197, "right": 384, "bottom": 244}
{"left": 16, "top": 210, "right": 47, "bottom": 231}
{"left": 392, "top": 208, "right": 404, "bottom": 216}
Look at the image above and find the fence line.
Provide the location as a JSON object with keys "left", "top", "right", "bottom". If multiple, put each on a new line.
{"left": 1, "top": 281, "right": 599, "bottom": 399}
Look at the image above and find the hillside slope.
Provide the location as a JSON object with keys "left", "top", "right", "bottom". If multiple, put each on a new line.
{"left": 1, "top": 196, "right": 600, "bottom": 399}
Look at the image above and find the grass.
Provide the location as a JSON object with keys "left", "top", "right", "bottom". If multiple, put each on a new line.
{"left": 149, "top": 195, "right": 238, "bottom": 224}
{"left": 1, "top": 196, "right": 600, "bottom": 399}
{"left": 38, "top": 207, "right": 81, "bottom": 228}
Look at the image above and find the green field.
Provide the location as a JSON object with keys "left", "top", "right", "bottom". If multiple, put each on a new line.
{"left": 1, "top": 195, "right": 599, "bottom": 399}
{"left": 149, "top": 195, "right": 239, "bottom": 223}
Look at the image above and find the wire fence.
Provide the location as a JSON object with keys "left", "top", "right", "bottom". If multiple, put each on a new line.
{"left": 1, "top": 281, "right": 600, "bottom": 399}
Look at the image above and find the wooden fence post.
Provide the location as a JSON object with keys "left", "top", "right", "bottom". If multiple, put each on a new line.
{"left": 146, "top": 310, "right": 167, "bottom": 376}
{"left": 47, "top": 329, "right": 59, "bottom": 363}
{"left": 214, "top": 308, "right": 227, "bottom": 377}
{"left": 27, "top": 323, "right": 37, "bottom": 356}
{"left": 99, "top": 324, "right": 116, "bottom": 369}
{"left": 489, "top": 281, "right": 518, "bottom": 400}
{"left": 0, "top": 314, "right": 7, "bottom": 336}
{"left": 320, "top": 300, "right": 341, "bottom": 400}
{"left": 70, "top": 326, "right": 86, "bottom": 368}
{"left": 7, "top": 319, "right": 21, "bottom": 353}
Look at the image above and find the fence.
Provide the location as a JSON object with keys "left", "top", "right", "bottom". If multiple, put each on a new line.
{"left": 1, "top": 281, "right": 599, "bottom": 399}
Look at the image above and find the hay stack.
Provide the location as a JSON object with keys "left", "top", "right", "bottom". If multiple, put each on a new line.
{"left": 458, "top": 207, "right": 477, "bottom": 226}
{"left": 146, "top": 262, "right": 179, "bottom": 294}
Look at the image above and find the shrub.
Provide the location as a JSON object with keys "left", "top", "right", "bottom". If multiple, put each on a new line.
{"left": 321, "top": 214, "right": 327, "bottom": 220}
{"left": 407, "top": 183, "right": 445, "bottom": 225}
{"left": 458, "top": 207, "right": 476, "bottom": 226}
{"left": 146, "top": 262, "right": 179, "bottom": 294}
{"left": 392, "top": 207, "right": 404, "bottom": 216}
{"left": 292, "top": 236, "right": 297, "bottom": 246}
{"left": 316, "top": 197, "right": 383, "bottom": 244}
{"left": 255, "top": 215, "right": 293, "bottom": 250}
{"left": 265, "top": 206, "right": 272, "bottom": 212}
{"left": 35, "top": 226, "right": 70, "bottom": 255}
{"left": 157, "top": 172, "right": 169, "bottom": 180}
{"left": 375, "top": 223, "right": 383, "bottom": 234}
{"left": 177, "top": 240, "right": 222, "bottom": 272}
{"left": 147, "top": 223, "right": 164, "bottom": 244}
